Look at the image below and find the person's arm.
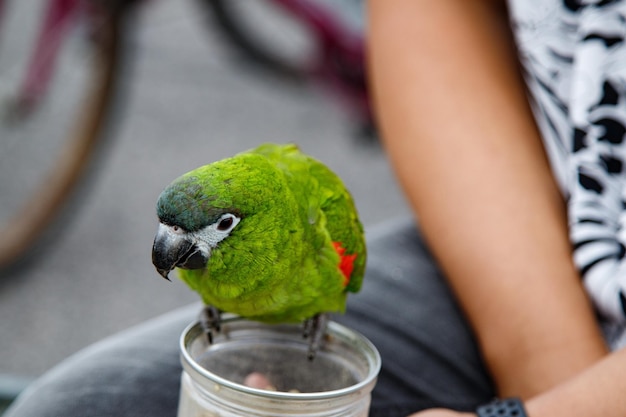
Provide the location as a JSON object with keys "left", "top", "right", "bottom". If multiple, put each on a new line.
{"left": 408, "top": 347, "right": 626, "bottom": 417}
{"left": 367, "top": 0, "right": 607, "bottom": 399}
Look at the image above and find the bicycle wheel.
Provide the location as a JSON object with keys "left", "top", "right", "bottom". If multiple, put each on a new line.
{"left": 0, "top": 0, "right": 129, "bottom": 270}
{"left": 200, "top": 0, "right": 375, "bottom": 137}
{"left": 199, "top": 0, "right": 319, "bottom": 82}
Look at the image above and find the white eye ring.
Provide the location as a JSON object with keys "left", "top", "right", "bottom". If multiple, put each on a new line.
{"left": 215, "top": 213, "right": 240, "bottom": 233}
{"left": 193, "top": 214, "right": 241, "bottom": 250}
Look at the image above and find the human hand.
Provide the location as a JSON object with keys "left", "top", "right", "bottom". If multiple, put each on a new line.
{"left": 407, "top": 409, "right": 474, "bottom": 417}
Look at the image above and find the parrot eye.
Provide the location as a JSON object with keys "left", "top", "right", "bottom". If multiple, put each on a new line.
{"left": 217, "top": 217, "right": 233, "bottom": 231}
{"left": 216, "top": 214, "right": 238, "bottom": 232}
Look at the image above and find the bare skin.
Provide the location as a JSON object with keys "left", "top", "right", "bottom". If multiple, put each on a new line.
{"left": 367, "top": 0, "right": 615, "bottom": 415}
{"left": 408, "top": 348, "right": 626, "bottom": 417}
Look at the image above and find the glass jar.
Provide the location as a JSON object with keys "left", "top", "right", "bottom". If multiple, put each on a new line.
{"left": 178, "top": 317, "right": 381, "bottom": 417}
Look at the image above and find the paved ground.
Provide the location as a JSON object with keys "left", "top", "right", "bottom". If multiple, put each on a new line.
{"left": 0, "top": 0, "right": 410, "bottom": 380}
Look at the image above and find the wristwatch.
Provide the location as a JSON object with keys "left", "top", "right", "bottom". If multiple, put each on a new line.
{"left": 476, "top": 398, "right": 528, "bottom": 417}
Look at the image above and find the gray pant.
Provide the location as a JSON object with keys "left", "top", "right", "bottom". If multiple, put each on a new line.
{"left": 4, "top": 219, "right": 494, "bottom": 417}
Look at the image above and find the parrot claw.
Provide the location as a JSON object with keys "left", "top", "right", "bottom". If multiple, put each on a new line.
{"left": 200, "top": 305, "right": 222, "bottom": 344}
{"left": 303, "top": 313, "right": 329, "bottom": 361}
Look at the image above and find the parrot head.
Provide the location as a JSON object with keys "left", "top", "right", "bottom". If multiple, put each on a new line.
{"left": 151, "top": 153, "right": 292, "bottom": 280}
{"left": 151, "top": 208, "right": 240, "bottom": 280}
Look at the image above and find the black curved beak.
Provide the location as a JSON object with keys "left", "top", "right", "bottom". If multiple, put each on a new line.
{"left": 152, "top": 223, "right": 196, "bottom": 280}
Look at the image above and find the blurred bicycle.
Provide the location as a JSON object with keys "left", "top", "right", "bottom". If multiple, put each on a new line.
{"left": 203, "top": 0, "right": 371, "bottom": 133}
{"left": 0, "top": 0, "right": 131, "bottom": 271}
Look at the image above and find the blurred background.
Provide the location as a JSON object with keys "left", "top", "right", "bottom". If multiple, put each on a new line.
{"left": 0, "top": 0, "right": 410, "bottom": 404}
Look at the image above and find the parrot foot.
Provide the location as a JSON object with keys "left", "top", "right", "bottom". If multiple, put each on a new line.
{"left": 303, "top": 313, "right": 329, "bottom": 361}
{"left": 200, "top": 305, "right": 222, "bottom": 344}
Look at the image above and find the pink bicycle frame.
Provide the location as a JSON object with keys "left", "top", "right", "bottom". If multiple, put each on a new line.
{"left": 0, "top": 0, "right": 80, "bottom": 114}
{"left": 269, "top": 0, "right": 370, "bottom": 125}
{"left": 0, "top": 0, "right": 369, "bottom": 124}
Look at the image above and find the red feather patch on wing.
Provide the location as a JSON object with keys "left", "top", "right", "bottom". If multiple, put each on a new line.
{"left": 332, "top": 241, "right": 357, "bottom": 287}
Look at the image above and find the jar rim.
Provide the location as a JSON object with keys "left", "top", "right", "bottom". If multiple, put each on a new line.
{"left": 179, "top": 318, "right": 381, "bottom": 401}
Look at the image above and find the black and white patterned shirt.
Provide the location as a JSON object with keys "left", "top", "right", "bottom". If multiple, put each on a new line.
{"left": 507, "top": 0, "right": 626, "bottom": 347}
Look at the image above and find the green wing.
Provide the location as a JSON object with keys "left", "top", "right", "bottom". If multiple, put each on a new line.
{"left": 248, "top": 143, "right": 366, "bottom": 293}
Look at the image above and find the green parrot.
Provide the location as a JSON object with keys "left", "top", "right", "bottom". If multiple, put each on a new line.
{"left": 151, "top": 143, "right": 366, "bottom": 357}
